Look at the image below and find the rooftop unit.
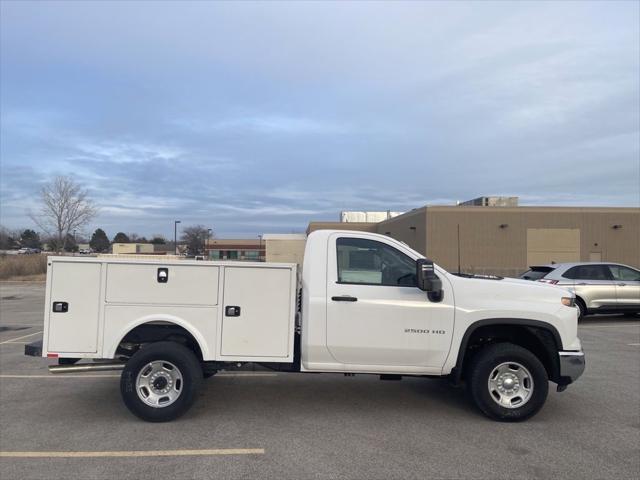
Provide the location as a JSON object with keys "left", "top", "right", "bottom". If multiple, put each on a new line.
{"left": 459, "top": 196, "right": 519, "bottom": 207}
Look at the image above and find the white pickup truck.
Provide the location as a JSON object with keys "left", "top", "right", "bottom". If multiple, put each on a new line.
{"left": 25, "top": 230, "right": 585, "bottom": 422}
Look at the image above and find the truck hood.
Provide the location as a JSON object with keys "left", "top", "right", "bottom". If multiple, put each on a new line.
{"left": 447, "top": 273, "right": 574, "bottom": 303}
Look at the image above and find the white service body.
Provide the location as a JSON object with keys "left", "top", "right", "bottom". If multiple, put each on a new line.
{"left": 43, "top": 259, "right": 297, "bottom": 363}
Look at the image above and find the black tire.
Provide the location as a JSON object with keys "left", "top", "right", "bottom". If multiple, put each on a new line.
{"left": 467, "top": 343, "right": 548, "bottom": 422}
{"left": 201, "top": 363, "right": 218, "bottom": 379}
{"left": 575, "top": 297, "right": 587, "bottom": 321}
{"left": 120, "top": 341, "right": 202, "bottom": 422}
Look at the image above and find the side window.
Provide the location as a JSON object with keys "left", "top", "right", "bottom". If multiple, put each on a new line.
{"left": 336, "top": 237, "right": 416, "bottom": 287}
{"left": 563, "top": 265, "right": 611, "bottom": 280}
{"left": 609, "top": 265, "right": 640, "bottom": 282}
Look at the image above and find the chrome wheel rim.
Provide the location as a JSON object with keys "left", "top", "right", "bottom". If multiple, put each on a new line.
{"left": 488, "top": 362, "right": 534, "bottom": 409}
{"left": 136, "top": 361, "right": 183, "bottom": 408}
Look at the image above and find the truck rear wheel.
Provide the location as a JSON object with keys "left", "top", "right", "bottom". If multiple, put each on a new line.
{"left": 467, "top": 343, "right": 548, "bottom": 422}
{"left": 120, "top": 341, "right": 202, "bottom": 422}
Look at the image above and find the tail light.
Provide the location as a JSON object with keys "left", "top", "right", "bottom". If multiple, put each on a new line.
{"left": 538, "top": 279, "right": 559, "bottom": 284}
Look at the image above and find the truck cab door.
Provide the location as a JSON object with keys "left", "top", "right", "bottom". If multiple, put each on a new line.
{"left": 325, "top": 234, "right": 454, "bottom": 369}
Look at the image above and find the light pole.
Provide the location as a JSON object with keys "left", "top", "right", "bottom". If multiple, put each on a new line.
{"left": 174, "top": 220, "right": 181, "bottom": 255}
{"left": 206, "top": 228, "right": 212, "bottom": 259}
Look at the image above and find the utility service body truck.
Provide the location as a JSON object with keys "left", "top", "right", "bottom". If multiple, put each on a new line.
{"left": 25, "top": 230, "right": 585, "bottom": 422}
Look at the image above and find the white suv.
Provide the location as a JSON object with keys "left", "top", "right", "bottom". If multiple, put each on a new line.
{"left": 520, "top": 262, "right": 640, "bottom": 319}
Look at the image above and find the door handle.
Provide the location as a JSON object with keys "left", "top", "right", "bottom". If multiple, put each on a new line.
{"left": 331, "top": 295, "right": 358, "bottom": 302}
{"left": 577, "top": 283, "right": 587, "bottom": 286}
{"left": 617, "top": 283, "right": 626, "bottom": 287}
{"left": 52, "top": 302, "right": 68, "bottom": 313}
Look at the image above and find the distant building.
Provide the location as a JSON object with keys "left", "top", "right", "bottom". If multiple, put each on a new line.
{"left": 205, "top": 239, "right": 264, "bottom": 261}
{"left": 309, "top": 203, "right": 640, "bottom": 277}
{"left": 459, "top": 196, "right": 519, "bottom": 207}
{"left": 340, "top": 211, "right": 403, "bottom": 223}
{"left": 263, "top": 234, "right": 306, "bottom": 264}
{"left": 112, "top": 243, "right": 155, "bottom": 255}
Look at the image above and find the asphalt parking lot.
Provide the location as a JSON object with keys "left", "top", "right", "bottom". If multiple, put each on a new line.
{"left": 0, "top": 282, "right": 638, "bottom": 480}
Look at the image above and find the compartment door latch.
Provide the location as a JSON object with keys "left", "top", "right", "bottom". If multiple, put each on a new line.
{"left": 157, "top": 268, "right": 169, "bottom": 283}
{"left": 225, "top": 306, "right": 241, "bottom": 317}
{"left": 52, "top": 302, "right": 68, "bottom": 313}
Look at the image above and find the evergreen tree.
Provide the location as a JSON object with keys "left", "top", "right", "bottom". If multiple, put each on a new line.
{"left": 20, "top": 229, "right": 41, "bottom": 249}
{"left": 112, "top": 232, "right": 130, "bottom": 243}
{"left": 90, "top": 228, "right": 110, "bottom": 252}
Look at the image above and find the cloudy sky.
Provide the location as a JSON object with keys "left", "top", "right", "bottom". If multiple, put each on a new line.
{"left": 1, "top": 1, "right": 638, "bottom": 238}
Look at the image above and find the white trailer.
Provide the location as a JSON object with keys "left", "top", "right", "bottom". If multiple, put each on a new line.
{"left": 26, "top": 230, "right": 585, "bottom": 422}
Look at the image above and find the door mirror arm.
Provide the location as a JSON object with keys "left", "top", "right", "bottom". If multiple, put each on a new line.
{"left": 416, "top": 259, "right": 443, "bottom": 302}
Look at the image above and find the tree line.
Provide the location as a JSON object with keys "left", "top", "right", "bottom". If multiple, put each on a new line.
{"left": 0, "top": 227, "right": 169, "bottom": 253}
{"left": 2, "top": 175, "right": 214, "bottom": 255}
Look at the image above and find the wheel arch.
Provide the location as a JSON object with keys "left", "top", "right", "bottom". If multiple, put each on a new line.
{"left": 107, "top": 315, "right": 210, "bottom": 360}
{"left": 574, "top": 296, "right": 587, "bottom": 316}
{"left": 452, "top": 319, "right": 563, "bottom": 384}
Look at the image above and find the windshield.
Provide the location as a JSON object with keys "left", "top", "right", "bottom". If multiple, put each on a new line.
{"left": 519, "top": 267, "right": 554, "bottom": 281}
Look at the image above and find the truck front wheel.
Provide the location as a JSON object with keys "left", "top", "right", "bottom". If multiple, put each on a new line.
{"left": 467, "top": 343, "right": 548, "bottom": 422}
{"left": 120, "top": 341, "right": 202, "bottom": 422}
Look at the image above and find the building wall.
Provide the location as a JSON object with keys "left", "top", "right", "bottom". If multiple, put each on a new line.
{"left": 375, "top": 206, "right": 639, "bottom": 277}
{"left": 112, "top": 243, "right": 154, "bottom": 254}
{"left": 263, "top": 234, "right": 307, "bottom": 264}
{"left": 205, "top": 239, "right": 264, "bottom": 261}
{"left": 428, "top": 207, "right": 639, "bottom": 276}
{"left": 376, "top": 209, "right": 428, "bottom": 254}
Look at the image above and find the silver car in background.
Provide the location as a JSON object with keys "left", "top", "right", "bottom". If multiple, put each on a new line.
{"left": 520, "top": 262, "right": 640, "bottom": 319}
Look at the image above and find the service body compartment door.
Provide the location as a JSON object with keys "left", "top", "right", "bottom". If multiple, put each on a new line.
{"left": 47, "top": 261, "right": 102, "bottom": 353}
{"left": 221, "top": 266, "right": 294, "bottom": 359}
{"left": 106, "top": 264, "right": 218, "bottom": 306}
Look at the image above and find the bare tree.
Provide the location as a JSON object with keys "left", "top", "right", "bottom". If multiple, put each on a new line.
{"left": 181, "top": 225, "right": 212, "bottom": 256}
{"left": 30, "top": 176, "right": 98, "bottom": 253}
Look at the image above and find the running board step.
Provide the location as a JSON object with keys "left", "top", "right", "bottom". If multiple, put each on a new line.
{"left": 48, "top": 363, "right": 126, "bottom": 374}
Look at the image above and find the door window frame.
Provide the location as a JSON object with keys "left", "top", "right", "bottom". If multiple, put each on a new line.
{"left": 335, "top": 237, "right": 418, "bottom": 288}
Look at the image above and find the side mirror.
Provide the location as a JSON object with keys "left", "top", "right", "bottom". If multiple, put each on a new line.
{"left": 416, "top": 259, "right": 443, "bottom": 302}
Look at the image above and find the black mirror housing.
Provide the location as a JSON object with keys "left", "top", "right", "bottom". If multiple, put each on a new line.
{"left": 416, "top": 258, "right": 443, "bottom": 302}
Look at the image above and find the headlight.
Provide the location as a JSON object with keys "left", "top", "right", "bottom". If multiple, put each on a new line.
{"left": 561, "top": 296, "right": 575, "bottom": 307}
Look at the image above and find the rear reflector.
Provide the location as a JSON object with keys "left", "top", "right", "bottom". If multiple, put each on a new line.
{"left": 47, "top": 353, "right": 59, "bottom": 358}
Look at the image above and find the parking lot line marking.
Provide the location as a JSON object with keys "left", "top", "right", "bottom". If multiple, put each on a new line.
{"left": 580, "top": 324, "right": 640, "bottom": 329}
{"left": 0, "top": 448, "right": 265, "bottom": 458}
{"left": 0, "top": 324, "right": 42, "bottom": 327}
{"left": 628, "top": 343, "right": 640, "bottom": 346}
{"left": 0, "top": 374, "right": 121, "bottom": 378}
{"left": 0, "top": 331, "right": 42, "bottom": 344}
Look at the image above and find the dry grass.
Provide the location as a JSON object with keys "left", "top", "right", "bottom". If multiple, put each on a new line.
{"left": 0, "top": 254, "right": 48, "bottom": 281}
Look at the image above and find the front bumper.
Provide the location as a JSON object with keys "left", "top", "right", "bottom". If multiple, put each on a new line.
{"left": 557, "top": 350, "right": 585, "bottom": 390}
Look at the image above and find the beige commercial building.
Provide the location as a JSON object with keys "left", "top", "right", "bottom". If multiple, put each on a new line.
{"left": 204, "top": 235, "right": 306, "bottom": 264}
{"left": 112, "top": 243, "right": 155, "bottom": 255}
{"left": 205, "top": 239, "right": 264, "bottom": 261}
{"left": 263, "top": 234, "right": 307, "bottom": 264}
{"left": 309, "top": 205, "right": 640, "bottom": 277}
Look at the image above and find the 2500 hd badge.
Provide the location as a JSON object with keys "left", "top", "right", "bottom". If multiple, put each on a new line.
{"left": 404, "top": 328, "right": 446, "bottom": 334}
